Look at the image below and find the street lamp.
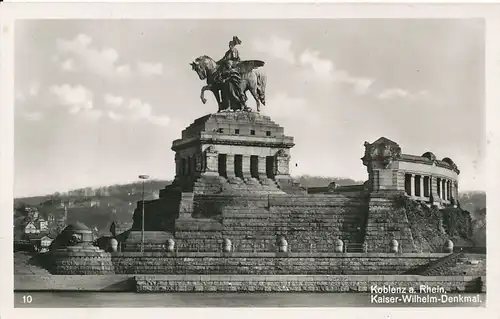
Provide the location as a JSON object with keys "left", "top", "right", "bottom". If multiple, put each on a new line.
{"left": 138, "top": 174, "right": 149, "bottom": 253}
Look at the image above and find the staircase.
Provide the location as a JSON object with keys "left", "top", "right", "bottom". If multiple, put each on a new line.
{"left": 275, "top": 177, "right": 308, "bottom": 194}
{"left": 14, "top": 251, "right": 52, "bottom": 275}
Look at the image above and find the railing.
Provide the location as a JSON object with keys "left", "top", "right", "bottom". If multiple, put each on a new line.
{"left": 453, "top": 246, "right": 486, "bottom": 254}
{"left": 344, "top": 243, "right": 367, "bottom": 253}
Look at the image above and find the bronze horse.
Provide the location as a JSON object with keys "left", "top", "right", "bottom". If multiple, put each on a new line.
{"left": 190, "top": 55, "right": 266, "bottom": 112}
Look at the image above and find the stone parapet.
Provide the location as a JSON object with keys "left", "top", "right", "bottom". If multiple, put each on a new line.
{"left": 135, "top": 274, "right": 484, "bottom": 293}
{"left": 111, "top": 251, "right": 448, "bottom": 258}
{"left": 110, "top": 253, "right": 446, "bottom": 275}
{"left": 50, "top": 251, "right": 115, "bottom": 275}
{"left": 119, "top": 231, "right": 174, "bottom": 252}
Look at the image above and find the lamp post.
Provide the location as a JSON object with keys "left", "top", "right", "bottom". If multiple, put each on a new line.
{"left": 138, "top": 174, "right": 149, "bottom": 253}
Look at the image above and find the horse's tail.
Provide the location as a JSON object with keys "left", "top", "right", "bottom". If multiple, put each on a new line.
{"left": 256, "top": 70, "right": 267, "bottom": 105}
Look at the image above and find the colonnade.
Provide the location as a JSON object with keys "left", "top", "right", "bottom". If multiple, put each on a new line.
{"left": 176, "top": 152, "right": 288, "bottom": 180}
{"left": 404, "top": 173, "right": 457, "bottom": 203}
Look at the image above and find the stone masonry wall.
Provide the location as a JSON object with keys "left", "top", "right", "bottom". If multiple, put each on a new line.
{"left": 364, "top": 195, "right": 418, "bottom": 253}
{"left": 135, "top": 274, "right": 484, "bottom": 293}
{"left": 50, "top": 251, "right": 115, "bottom": 275}
{"left": 176, "top": 194, "right": 369, "bottom": 253}
{"left": 110, "top": 252, "right": 446, "bottom": 275}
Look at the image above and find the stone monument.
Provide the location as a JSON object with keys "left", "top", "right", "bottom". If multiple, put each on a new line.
{"left": 114, "top": 39, "right": 461, "bottom": 255}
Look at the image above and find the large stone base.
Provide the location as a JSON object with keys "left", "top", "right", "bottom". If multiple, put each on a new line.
{"left": 50, "top": 246, "right": 114, "bottom": 275}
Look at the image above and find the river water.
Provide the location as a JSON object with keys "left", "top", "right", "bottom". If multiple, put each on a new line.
{"left": 14, "top": 292, "right": 485, "bottom": 308}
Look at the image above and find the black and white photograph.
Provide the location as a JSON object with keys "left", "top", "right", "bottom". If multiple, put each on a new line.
{"left": 0, "top": 2, "right": 496, "bottom": 315}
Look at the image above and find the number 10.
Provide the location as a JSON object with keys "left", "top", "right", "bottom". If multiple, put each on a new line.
{"left": 22, "top": 295, "right": 32, "bottom": 304}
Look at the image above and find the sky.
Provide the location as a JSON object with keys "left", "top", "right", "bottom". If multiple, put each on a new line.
{"left": 14, "top": 19, "right": 485, "bottom": 197}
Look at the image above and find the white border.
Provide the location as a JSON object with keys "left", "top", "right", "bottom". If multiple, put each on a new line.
{"left": 1, "top": 2, "right": 499, "bottom": 319}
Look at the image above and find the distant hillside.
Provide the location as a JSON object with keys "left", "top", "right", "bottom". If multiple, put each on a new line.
{"left": 293, "top": 175, "right": 363, "bottom": 188}
{"left": 14, "top": 179, "right": 171, "bottom": 236}
{"left": 458, "top": 191, "right": 486, "bottom": 219}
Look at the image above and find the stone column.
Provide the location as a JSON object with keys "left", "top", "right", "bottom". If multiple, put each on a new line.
{"left": 226, "top": 154, "right": 236, "bottom": 178}
{"left": 275, "top": 150, "right": 290, "bottom": 176}
{"left": 427, "top": 176, "right": 432, "bottom": 198}
{"left": 437, "top": 178, "right": 441, "bottom": 199}
{"left": 441, "top": 179, "right": 446, "bottom": 200}
{"left": 431, "top": 176, "right": 439, "bottom": 203}
{"left": 448, "top": 181, "right": 453, "bottom": 201}
{"left": 444, "top": 180, "right": 448, "bottom": 201}
{"left": 446, "top": 180, "right": 450, "bottom": 201}
{"left": 450, "top": 181, "right": 454, "bottom": 201}
{"left": 258, "top": 156, "right": 267, "bottom": 180}
{"left": 193, "top": 153, "right": 202, "bottom": 178}
{"left": 204, "top": 149, "right": 219, "bottom": 176}
{"left": 419, "top": 175, "right": 425, "bottom": 198}
{"left": 242, "top": 155, "right": 252, "bottom": 179}
{"left": 184, "top": 156, "right": 190, "bottom": 177}
{"left": 410, "top": 174, "right": 415, "bottom": 197}
{"left": 174, "top": 153, "right": 182, "bottom": 180}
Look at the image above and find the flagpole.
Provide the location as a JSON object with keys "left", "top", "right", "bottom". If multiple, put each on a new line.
{"left": 138, "top": 175, "right": 149, "bottom": 253}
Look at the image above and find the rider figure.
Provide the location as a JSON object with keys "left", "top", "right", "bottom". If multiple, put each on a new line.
{"left": 216, "top": 36, "right": 248, "bottom": 110}
{"left": 218, "top": 36, "right": 242, "bottom": 69}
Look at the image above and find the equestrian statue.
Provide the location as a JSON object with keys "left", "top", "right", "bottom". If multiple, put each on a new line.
{"left": 190, "top": 36, "right": 267, "bottom": 113}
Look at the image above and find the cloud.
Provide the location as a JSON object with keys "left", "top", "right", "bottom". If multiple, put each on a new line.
{"left": 15, "top": 90, "right": 26, "bottom": 103}
{"left": 299, "top": 49, "right": 334, "bottom": 78}
{"left": 56, "top": 33, "right": 131, "bottom": 79}
{"left": 29, "top": 82, "right": 40, "bottom": 97}
{"left": 83, "top": 109, "right": 104, "bottom": 121}
{"left": 49, "top": 84, "right": 94, "bottom": 114}
{"left": 21, "top": 111, "right": 43, "bottom": 121}
{"left": 127, "top": 98, "right": 171, "bottom": 126}
{"left": 116, "top": 65, "right": 131, "bottom": 77}
{"left": 103, "top": 94, "right": 170, "bottom": 126}
{"left": 137, "top": 62, "right": 163, "bottom": 76}
{"left": 128, "top": 98, "right": 152, "bottom": 120}
{"left": 265, "top": 92, "right": 312, "bottom": 121}
{"left": 107, "top": 111, "right": 124, "bottom": 121}
{"left": 149, "top": 116, "right": 171, "bottom": 126}
{"left": 252, "top": 36, "right": 296, "bottom": 64}
{"left": 16, "top": 82, "right": 41, "bottom": 103}
{"left": 377, "top": 88, "right": 430, "bottom": 100}
{"left": 104, "top": 94, "right": 124, "bottom": 107}
{"left": 253, "top": 36, "right": 374, "bottom": 94}
{"left": 299, "top": 49, "right": 375, "bottom": 94}
{"left": 350, "top": 78, "right": 375, "bottom": 95}
{"left": 61, "top": 58, "right": 75, "bottom": 71}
